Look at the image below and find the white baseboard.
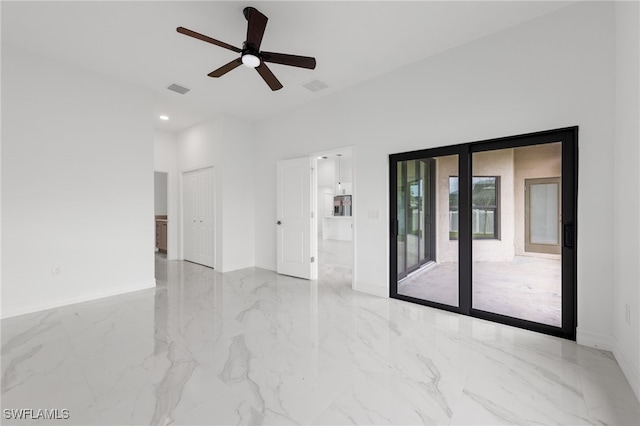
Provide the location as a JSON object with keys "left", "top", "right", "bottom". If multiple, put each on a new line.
{"left": 612, "top": 336, "right": 640, "bottom": 402}
{"left": 1, "top": 279, "right": 157, "bottom": 319}
{"left": 221, "top": 262, "right": 256, "bottom": 273}
{"left": 254, "top": 262, "right": 276, "bottom": 272}
{"left": 577, "top": 329, "right": 640, "bottom": 403}
{"left": 576, "top": 327, "right": 614, "bottom": 351}
{"left": 353, "top": 281, "right": 388, "bottom": 298}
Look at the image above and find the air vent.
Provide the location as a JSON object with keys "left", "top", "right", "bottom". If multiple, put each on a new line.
{"left": 167, "top": 83, "right": 190, "bottom": 95}
{"left": 302, "top": 79, "right": 328, "bottom": 93}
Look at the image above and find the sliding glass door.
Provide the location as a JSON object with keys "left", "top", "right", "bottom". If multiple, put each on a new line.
{"left": 397, "top": 159, "right": 436, "bottom": 278}
{"left": 396, "top": 156, "right": 458, "bottom": 307}
{"left": 390, "top": 128, "right": 577, "bottom": 339}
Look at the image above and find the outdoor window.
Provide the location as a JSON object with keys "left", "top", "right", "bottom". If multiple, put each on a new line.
{"left": 449, "top": 176, "right": 500, "bottom": 239}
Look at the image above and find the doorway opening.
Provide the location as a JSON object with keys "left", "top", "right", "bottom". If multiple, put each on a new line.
{"left": 275, "top": 149, "right": 355, "bottom": 285}
{"left": 314, "top": 149, "right": 355, "bottom": 288}
{"left": 154, "top": 171, "right": 169, "bottom": 262}
{"left": 390, "top": 128, "right": 577, "bottom": 340}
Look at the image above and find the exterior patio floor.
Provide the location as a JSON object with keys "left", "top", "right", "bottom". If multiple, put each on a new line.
{"left": 398, "top": 256, "right": 561, "bottom": 327}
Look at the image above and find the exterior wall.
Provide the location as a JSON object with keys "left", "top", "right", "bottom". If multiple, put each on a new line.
{"left": 436, "top": 150, "right": 515, "bottom": 263}
{"left": 514, "top": 143, "right": 563, "bottom": 257}
{"left": 473, "top": 149, "right": 516, "bottom": 262}
{"left": 436, "top": 155, "right": 458, "bottom": 263}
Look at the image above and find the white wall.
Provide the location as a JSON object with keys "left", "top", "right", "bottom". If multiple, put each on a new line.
{"left": 255, "top": 2, "right": 617, "bottom": 337}
{"left": 154, "top": 172, "right": 168, "bottom": 215}
{"left": 154, "top": 130, "right": 179, "bottom": 260}
{"left": 1, "top": 45, "right": 155, "bottom": 317}
{"left": 613, "top": 1, "right": 640, "bottom": 400}
{"left": 178, "top": 115, "right": 255, "bottom": 272}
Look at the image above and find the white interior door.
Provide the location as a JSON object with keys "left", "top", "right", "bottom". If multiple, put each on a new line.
{"left": 277, "top": 157, "right": 313, "bottom": 279}
{"left": 183, "top": 172, "right": 198, "bottom": 263}
{"left": 197, "top": 169, "right": 215, "bottom": 267}
{"left": 183, "top": 167, "right": 215, "bottom": 268}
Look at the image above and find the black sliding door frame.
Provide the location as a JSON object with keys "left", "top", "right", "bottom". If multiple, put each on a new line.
{"left": 389, "top": 127, "right": 578, "bottom": 340}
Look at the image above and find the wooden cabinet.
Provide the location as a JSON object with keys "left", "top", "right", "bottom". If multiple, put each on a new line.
{"left": 155, "top": 217, "right": 167, "bottom": 253}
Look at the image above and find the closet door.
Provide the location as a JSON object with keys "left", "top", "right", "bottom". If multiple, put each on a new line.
{"left": 183, "top": 172, "right": 198, "bottom": 263}
{"left": 197, "top": 169, "right": 215, "bottom": 268}
{"left": 183, "top": 168, "right": 215, "bottom": 268}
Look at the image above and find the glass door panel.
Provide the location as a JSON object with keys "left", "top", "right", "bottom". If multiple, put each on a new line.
{"left": 406, "top": 160, "right": 420, "bottom": 273}
{"left": 471, "top": 142, "right": 562, "bottom": 327}
{"left": 396, "top": 155, "right": 458, "bottom": 308}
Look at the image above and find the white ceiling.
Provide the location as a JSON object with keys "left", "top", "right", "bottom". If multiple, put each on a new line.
{"left": 2, "top": 1, "right": 574, "bottom": 133}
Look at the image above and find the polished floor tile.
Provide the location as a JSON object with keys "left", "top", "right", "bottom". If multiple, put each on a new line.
{"left": 1, "top": 252, "right": 638, "bottom": 425}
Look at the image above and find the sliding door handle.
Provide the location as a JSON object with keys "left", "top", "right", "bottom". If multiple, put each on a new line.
{"left": 391, "top": 219, "right": 398, "bottom": 238}
{"left": 563, "top": 223, "right": 573, "bottom": 248}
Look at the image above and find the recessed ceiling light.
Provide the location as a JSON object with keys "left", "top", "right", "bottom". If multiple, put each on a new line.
{"left": 159, "top": 115, "right": 169, "bottom": 121}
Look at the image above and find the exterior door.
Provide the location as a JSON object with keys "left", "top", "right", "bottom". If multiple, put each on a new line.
{"left": 525, "top": 177, "right": 561, "bottom": 255}
{"left": 277, "top": 157, "right": 313, "bottom": 279}
{"left": 390, "top": 127, "right": 577, "bottom": 340}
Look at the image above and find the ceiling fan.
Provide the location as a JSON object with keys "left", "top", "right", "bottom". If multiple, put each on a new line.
{"left": 177, "top": 7, "right": 316, "bottom": 91}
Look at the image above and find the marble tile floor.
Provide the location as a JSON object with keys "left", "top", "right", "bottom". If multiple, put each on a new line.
{"left": 1, "top": 255, "right": 638, "bottom": 425}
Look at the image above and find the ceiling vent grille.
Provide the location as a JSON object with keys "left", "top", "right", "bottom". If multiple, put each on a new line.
{"left": 302, "top": 79, "right": 328, "bottom": 93}
{"left": 167, "top": 83, "right": 190, "bottom": 95}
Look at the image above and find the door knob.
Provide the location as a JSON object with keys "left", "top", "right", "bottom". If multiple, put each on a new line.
{"left": 277, "top": 221, "right": 282, "bottom": 225}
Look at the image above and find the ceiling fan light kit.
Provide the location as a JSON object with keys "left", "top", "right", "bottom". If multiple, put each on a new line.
{"left": 241, "top": 53, "right": 260, "bottom": 68}
{"left": 177, "top": 6, "right": 316, "bottom": 91}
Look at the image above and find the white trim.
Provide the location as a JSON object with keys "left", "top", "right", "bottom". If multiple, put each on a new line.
{"left": 221, "top": 262, "right": 255, "bottom": 273}
{"left": 354, "top": 281, "right": 388, "bottom": 298}
{"left": 576, "top": 327, "right": 614, "bottom": 351}
{"left": 0, "top": 279, "right": 156, "bottom": 319}
{"left": 612, "top": 336, "right": 640, "bottom": 402}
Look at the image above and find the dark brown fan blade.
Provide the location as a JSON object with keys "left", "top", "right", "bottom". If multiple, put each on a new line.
{"left": 208, "top": 58, "right": 243, "bottom": 78}
{"left": 177, "top": 27, "right": 241, "bottom": 53}
{"left": 255, "top": 63, "right": 283, "bottom": 91}
{"left": 243, "top": 7, "right": 268, "bottom": 51}
{"left": 261, "top": 52, "right": 316, "bottom": 70}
